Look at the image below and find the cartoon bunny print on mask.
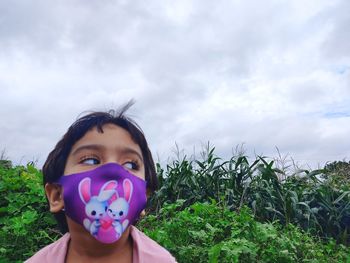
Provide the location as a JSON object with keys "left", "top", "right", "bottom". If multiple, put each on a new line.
{"left": 107, "top": 179, "right": 133, "bottom": 238}
{"left": 58, "top": 163, "right": 147, "bottom": 244}
{"left": 79, "top": 178, "right": 117, "bottom": 236}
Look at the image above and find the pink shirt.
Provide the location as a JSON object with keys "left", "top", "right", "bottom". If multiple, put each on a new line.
{"left": 25, "top": 226, "right": 176, "bottom": 263}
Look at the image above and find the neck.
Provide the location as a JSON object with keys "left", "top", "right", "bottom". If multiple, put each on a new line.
{"left": 66, "top": 217, "right": 133, "bottom": 261}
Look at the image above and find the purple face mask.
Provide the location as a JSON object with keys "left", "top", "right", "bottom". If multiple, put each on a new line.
{"left": 57, "top": 163, "right": 147, "bottom": 244}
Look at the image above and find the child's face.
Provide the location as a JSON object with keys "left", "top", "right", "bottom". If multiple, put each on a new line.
{"left": 63, "top": 123, "right": 145, "bottom": 180}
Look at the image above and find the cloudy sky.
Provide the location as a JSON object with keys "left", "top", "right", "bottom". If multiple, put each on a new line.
{"left": 1, "top": 0, "right": 349, "bottom": 169}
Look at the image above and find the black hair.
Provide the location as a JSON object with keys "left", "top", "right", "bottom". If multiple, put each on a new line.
{"left": 42, "top": 102, "right": 157, "bottom": 233}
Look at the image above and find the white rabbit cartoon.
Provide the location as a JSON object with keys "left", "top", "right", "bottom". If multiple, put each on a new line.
{"left": 79, "top": 178, "right": 117, "bottom": 237}
{"left": 107, "top": 179, "right": 133, "bottom": 237}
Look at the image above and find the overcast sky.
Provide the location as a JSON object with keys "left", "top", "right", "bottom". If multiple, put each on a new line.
{"left": 1, "top": 0, "right": 349, "bottom": 170}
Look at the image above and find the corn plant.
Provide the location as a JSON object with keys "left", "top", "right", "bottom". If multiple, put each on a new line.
{"left": 149, "top": 146, "right": 350, "bottom": 245}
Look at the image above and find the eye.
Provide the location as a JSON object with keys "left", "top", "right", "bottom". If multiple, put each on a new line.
{"left": 108, "top": 209, "right": 112, "bottom": 213}
{"left": 123, "top": 161, "right": 139, "bottom": 170}
{"left": 91, "top": 210, "right": 96, "bottom": 216}
{"left": 119, "top": 211, "right": 124, "bottom": 216}
{"left": 79, "top": 155, "right": 100, "bottom": 165}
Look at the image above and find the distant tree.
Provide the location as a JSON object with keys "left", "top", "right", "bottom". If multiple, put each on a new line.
{"left": 324, "top": 161, "right": 350, "bottom": 188}
{"left": 0, "top": 149, "right": 12, "bottom": 169}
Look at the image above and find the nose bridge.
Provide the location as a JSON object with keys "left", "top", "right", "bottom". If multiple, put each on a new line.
{"left": 104, "top": 147, "right": 121, "bottom": 165}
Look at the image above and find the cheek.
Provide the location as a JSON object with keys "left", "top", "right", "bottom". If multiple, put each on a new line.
{"left": 64, "top": 162, "right": 95, "bottom": 175}
{"left": 129, "top": 167, "right": 145, "bottom": 180}
{"left": 63, "top": 156, "right": 78, "bottom": 175}
{"left": 136, "top": 167, "right": 146, "bottom": 180}
{"left": 134, "top": 172, "right": 145, "bottom": 180}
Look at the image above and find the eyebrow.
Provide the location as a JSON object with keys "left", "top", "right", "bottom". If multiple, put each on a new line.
{"left": 119, "top": 147, "right": 144, "bottom": 162}
{"left": 71, "top": 144, "right": 105, "bottom": 157}
{"left": 71, "top": 144, "right": 143, "bottom": 162}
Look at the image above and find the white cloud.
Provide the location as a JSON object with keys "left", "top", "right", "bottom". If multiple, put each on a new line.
{"left": 0, "top": 0, "right": 349, "bottom": 169}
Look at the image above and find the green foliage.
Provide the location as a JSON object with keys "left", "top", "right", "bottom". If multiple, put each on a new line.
{"left": 0, "top": 164, "right": 61, "bottom": 262}
{"left": 1, "top": 149, "right": 350, "bottom": 262}
{"left": 324, "top": 161, "right": 350, "bottom": 190}
{"left": 150, "top": 147, "right": 350, "bottom": 245}
{"left": 139, "top": 201, "right": 349, "bottom": 263}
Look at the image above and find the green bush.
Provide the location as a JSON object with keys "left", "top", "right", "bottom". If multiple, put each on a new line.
{"left": 1, "top": 155, "right": 349, "bottom": 262}
{"left": 139, "top": 200, "right": 350, "bottom": 263}
{"left": 0, "top": 164, "right": 61, "bottom": 262}
{"left": 150, "top": 148, "right": 350, "bottom": 244}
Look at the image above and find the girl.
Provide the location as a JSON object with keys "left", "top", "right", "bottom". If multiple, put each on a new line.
{"left": 26, "top": 103, "right": 176, "bottom": 263}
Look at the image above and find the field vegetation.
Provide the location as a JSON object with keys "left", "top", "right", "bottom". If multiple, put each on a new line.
{"left": 0, "top": 147, "right": 349, "bottom": 262}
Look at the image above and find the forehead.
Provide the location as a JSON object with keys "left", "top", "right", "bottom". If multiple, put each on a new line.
{"left": 71, "top": 123, "right": 141, "bottom": 153}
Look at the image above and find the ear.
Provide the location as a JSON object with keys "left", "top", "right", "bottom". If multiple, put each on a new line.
{"left": 123, "top": 179, "right": 133, "bottom": 203}
{"left": 101, "top": 180, "right": 118, "bottom": 192}
{"left": 78, "top": 178, "right": 91, "bottom": 204}
{"left": 140, "top": 209, "right": 146, "bottom": 217}
{"left": 109, "top": 191, "right": 119, "bottom": 203}
{"left": 45, "top": 183, "right": 64, "bottom": 213}
{"left": 97, "top": 189, "right": 115, "bottom": 202}
{"left": 99, "top": 180, "right": 118, "bottom": 202}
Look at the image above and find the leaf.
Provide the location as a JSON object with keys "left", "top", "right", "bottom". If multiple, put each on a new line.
{"left": 208, "top": 244, "right": 222, "bottom": 263}
{"left": 333, "top": 191, "right": 350, "bottom": 204}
